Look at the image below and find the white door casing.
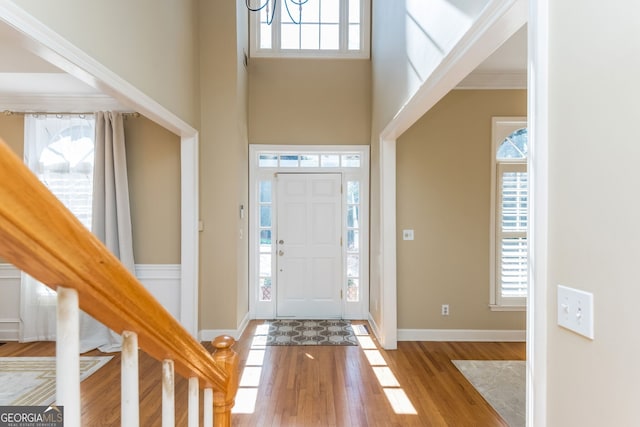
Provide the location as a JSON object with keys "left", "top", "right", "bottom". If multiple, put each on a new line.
{"left": 276, "top": 173, "right": 342, "bottom": 318}
{"left": 249, "top": 145, "right": 369, "bottom": 320}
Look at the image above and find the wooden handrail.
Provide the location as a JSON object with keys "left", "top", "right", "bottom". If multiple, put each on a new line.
{"left": 0, "top": 140, "right": 238, "bottom": 422}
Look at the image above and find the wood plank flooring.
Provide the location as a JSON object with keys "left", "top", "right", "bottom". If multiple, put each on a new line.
{"left": 0, "top": 321, "right": 525, "bottom": 426}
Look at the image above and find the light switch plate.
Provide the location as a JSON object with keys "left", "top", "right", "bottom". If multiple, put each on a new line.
{"left": 402, "top": 229, "right": 414, "bottom": 240}
{"left": 557, "top": 285, "right": 594, "bottom": 340}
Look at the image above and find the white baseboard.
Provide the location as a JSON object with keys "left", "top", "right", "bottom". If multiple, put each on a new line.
{"left": 0, "top": 321, "right": 20, "bottom": 341}
{"left": 199, "top": 312, "right": 250, "bottom": 342}
{"left": 398, "top": 328, "right": 526, "bottom": 342}
{"left": 367, "top": 312, "right": 382, "bottom": 343}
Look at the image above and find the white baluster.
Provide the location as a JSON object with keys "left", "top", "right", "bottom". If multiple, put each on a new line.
{"left": 203, "top": 388, "right": 213, "bottom": 426}
{"left": 56, "top": 287, "right": 80, "bottom": 427}
{"left": 188, "top": 377, "right": 199, "bottom": 427}
{"left": 162, "top": 360, "right": 175, "bottom": 427}
{"left": 122, "top": 331, "right": 139, "bottom": 426}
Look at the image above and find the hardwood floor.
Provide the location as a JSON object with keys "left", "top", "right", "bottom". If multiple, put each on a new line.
{"left": 0, "top": 321, "right": 525, "bottom": 426}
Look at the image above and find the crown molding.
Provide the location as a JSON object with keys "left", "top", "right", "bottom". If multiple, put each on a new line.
{"left": 456, "top": 70, "right": 527, "bottom": 89}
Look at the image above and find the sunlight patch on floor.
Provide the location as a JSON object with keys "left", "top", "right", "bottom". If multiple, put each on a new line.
{"left": 356, "top": 325, "right": 418, "bottom": 416}
{"left": 363, "top": 349, "right": 386, "bottom": 366}
{"left": 356, "top": 335, "right": 377, "bottom": 349}
{"left": 233, "top": 388, "right": 259, "bottom": 414}
{"left": 384, "top": 388, "right": 418, "bottom": 415}
{"left": 372, "top": 366, "right": 401, "bottom": 387}
{"left": 232, "top": 323, "right": 270, "bottom": 414}
{"left": 245, "top": 349, "right": 265, "bottom": 366}
{"left": 239, "top": 366, "right": 263, "bottom": 387}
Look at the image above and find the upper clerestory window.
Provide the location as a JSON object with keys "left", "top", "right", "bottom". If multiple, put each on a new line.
{"left": 248, "top": 0, "right": 370, "bottom": 59}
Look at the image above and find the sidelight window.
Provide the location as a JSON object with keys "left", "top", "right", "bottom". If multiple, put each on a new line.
{"left": 491, "top": 118, "right": 528, "bottom": 310}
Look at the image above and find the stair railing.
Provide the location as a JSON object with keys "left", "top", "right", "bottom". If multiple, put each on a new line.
{"left": 0, "top": 140, "right": 239, "bottom": 426}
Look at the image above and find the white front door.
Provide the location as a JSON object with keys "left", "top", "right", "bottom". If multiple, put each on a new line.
{"left": 276, "top": 173, "right": 342, "bottom": 318}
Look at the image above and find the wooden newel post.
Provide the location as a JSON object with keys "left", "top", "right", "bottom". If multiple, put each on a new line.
{"left": 211, "top": 335, "right": 239, "bottom": 427}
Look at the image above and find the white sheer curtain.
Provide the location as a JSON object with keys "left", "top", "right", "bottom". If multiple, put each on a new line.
{"left": 20, "top": 112, "right": 135, "bottom": 353}
{"left": 20, "top": 114, "right": 96, "bottom": 343}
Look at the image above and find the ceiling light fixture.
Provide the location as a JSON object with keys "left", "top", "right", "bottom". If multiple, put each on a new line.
{"left": 245, "top": 0, "right": 310, "bottom": 25}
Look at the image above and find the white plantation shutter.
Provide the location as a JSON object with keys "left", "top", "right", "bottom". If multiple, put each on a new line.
{"left": 497, "top": 163, "right": 528, "bottom": 302}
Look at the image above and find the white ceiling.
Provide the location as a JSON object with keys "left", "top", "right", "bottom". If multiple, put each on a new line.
{"left": 0, "top": 20, "right": 527, "bottom": 113}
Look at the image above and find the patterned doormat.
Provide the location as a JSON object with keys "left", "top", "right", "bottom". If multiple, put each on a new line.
{"left": 265, "top": 319, "right": 359, "bottom": 346}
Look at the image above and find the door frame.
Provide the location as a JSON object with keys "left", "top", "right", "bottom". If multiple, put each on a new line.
{"left": 249, "top": 145, "right": 370, "bottom": 320}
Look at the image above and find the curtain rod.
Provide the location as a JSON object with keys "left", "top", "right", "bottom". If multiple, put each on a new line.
{"left": 2, "top": 110, "right": 140, "bottom": 118}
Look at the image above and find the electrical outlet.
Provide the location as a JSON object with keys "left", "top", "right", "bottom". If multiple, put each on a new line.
{"left": 441, "top": 304, "right": 449, "bottom": 316}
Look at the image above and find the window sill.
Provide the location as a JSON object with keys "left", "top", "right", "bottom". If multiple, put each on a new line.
{"left": 489, "top": 304, "right": 526, "bottom": 312}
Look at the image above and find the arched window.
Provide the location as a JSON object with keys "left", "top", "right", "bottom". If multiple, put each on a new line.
{"left": 491, "top": 118, "right": 528, "bottom": 309}
{"left": 25, "top": 115, "right": 95, "bottom": 229}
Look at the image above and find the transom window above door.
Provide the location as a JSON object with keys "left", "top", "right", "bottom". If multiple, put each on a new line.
{"left": 248, "top": 0, "right": 370, "bottom": 58}
{"left": 257, "top": 152, "right": 361, "bottom": 168}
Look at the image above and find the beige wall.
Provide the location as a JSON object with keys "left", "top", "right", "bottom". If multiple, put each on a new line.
{"left": 125, "top": 116, "right": 181, "bottom": 264}
{"left": 198, "top": 0, "right": 249, "bottom": 330}
{"left": 0, "top": 113, "right": 180, "bottom": 264}
{"left": 0, "top": 114, "right": 24, "bottom": 157}
{"left": 249, "top": 59, "right": 371, "bottom": 145}
{"left": 545, "top": 2, "right": 640, "bottom": 425}
{"left": 397, "top": 90, "right": 526, "bottom": 330}
{"left": 369, "top": 0, "right": 492, "bottom": 329}
{"left": 8, "top": 0, "right": 200, "bottom": 126}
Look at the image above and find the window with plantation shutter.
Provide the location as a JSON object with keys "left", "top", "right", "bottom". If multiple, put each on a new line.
{"left": 490, "top": 118, "right": 528, "bottom": 310}
{"left": 498, "top": 164, "right": 528, "bottom": 299}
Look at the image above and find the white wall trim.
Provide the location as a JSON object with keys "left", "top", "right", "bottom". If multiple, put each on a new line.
{"left": 0, "top": 321, "right": 20, "bottom": 341}
{"left": 0, "top": 264, "right": 184, "bottom": 341}
{"left": 367, "top": 312, "right": 382, "bottom": 343}
{"left": 0, "top": 3, "right": 200, "bottom": 337}
{"left": 180, "top": 135, "right": 199, "bottom": 337}
{"left": 199, "top": 312, "right": 250, "bottom": 342}
{"left": 379, "top": 138, "right": 397, "bottom": 350}
{"left": 0, "top": 263, "right": 20, "bottom": 279}
{"left": 398, "top": 329, "right": 526, "bottom": 342}
{"left": 135, "top": 264, "right": 181, "bottom": 279}
{"left": 528, "top": 0, "right": 549, "bottom": 425}
{"left": 135, "top": 264, "right": 182, "bottom": 322}
{"left": 0, "top": 264, "right": 20, "bottom": 341}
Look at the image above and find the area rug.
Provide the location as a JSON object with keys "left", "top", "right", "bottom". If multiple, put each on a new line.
{"left": 452, "top": 360, "right": 525, "bottom": 427}
{"left": 0, "top": 356, "right": 113, "bottom": 406}
{"left": 265, "top": 319, "right": 358, "bottom": 346}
